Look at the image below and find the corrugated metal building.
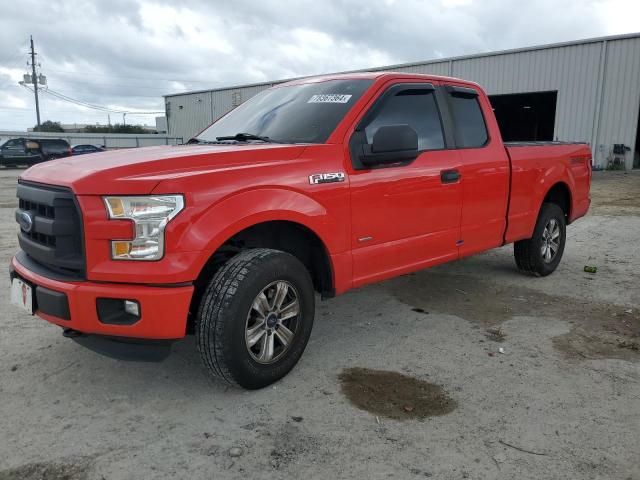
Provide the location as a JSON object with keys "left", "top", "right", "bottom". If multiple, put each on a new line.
{"left": 164, "top": 32, "right": 640, "bottom": 169}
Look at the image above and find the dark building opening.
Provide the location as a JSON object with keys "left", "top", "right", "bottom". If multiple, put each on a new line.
{"left": 489, "top": 91, "right": 558, "bottom": 141}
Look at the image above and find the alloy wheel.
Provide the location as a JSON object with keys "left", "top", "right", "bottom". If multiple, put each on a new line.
{"left": 245, "top": 280, "right": 300, "bottom": 364}
{"left": 541, "top": 218, "right": 561, "bottom": 263}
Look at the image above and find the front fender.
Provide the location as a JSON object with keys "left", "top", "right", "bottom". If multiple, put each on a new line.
{"left": 175, "top": 187, "right": 348, "bottom": 273}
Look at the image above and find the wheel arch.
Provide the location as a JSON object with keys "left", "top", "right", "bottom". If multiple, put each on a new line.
{"left": 209, "top": 219, "right": 335, "bottom": 295}
{"left": 541, "top": 181, "right": 572, "bottom": 222}
{"left": 188, "top": 217, "right": 335, "bottom": 332}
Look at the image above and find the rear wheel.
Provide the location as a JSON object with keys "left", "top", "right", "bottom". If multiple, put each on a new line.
{"left": 196, "top": 248, "right": 315, "bottom": 389}
{"left": 514, "top": 203, "right": 566, "bottom": 276}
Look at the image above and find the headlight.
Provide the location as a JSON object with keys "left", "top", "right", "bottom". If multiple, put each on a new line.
{"left": 103, "top": 195, "right": 184, "bottom": 261}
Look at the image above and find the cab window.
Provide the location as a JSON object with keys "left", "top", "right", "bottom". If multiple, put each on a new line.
{"left": 364, "top": 89, "right": 445, "bottom": 151}
{"left": 446, "top": 90, "right": 489, "bottom": 148}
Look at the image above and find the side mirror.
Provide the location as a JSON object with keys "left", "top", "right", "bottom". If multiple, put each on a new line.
{"left": 360, "top": 125, "right": 419, "bottom": 167}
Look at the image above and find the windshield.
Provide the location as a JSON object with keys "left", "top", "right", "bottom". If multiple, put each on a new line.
{"left": 196, "top": 79, "right": 373, "bottom": 144}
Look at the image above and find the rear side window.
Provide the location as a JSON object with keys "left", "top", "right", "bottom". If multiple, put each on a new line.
{"left": 41, "top": 140, "right": 69, "bottom": 150}
{"left": 447, "top": 92, "right": 488, "bottom": 148}
{"left": 364, "top": 89, "right": 445, "bottom": 151}
{"left": 41, "top": 140, "right": 68, "bottom": 146}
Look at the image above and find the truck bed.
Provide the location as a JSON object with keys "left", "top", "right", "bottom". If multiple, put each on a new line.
{"left": 504, "top": 141, "right": 592, "bottom": 243}
{"left": 504, "top": 141, "right": 587, "bottom": 147}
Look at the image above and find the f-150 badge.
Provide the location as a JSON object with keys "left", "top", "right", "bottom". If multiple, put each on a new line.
{"left": 309, "top": 172, "right": 345, "bottom": 184}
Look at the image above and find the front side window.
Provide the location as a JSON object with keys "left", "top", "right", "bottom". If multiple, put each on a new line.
{"left": 197, "top": 79, "right": 373, "bottom": 144}
{"left": 363, "top": 89, "right": 445, "bottom": 151}
{"left": 447, "top": 92, "right": 488, "bottom": 148}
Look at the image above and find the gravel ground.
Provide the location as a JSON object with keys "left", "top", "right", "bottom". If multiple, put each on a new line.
{"left": 0, "top": 168, "right": 638, "bottom": 480}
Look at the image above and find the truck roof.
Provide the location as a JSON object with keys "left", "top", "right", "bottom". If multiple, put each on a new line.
{"left": 277, "top": 71, "right": 480, "bottom": 89}
{"left": 164, "top": 72, "right": 482, "bottom": 98}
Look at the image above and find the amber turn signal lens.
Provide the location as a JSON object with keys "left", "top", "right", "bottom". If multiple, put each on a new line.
{"left": 112, "top": 241, "right": 131, "bottom": 257}
{"left": 106, "top": 198, "right": 125, "bottom": 217}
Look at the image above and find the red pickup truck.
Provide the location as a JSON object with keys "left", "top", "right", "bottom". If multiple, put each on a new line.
{"left": 10, "top": 72, "right": 591, "bottom": 388}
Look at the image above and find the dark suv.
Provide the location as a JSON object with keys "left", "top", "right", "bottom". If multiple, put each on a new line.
{"left": 0, "top": 138, "right": 72, "bottom": 167}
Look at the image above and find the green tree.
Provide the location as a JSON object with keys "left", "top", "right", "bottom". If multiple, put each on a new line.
{"left": 84, "top": 124, "right": 153, "bottom": 134}
{"left": 33, "top": 120, "right": 64, "bottom": 132}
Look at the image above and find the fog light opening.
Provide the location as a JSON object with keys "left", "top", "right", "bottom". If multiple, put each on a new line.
{"left": 124, "top": 300, "right": 140, "bottom": 317}
{"left": 96, "top": 298, "right": 142, "bottom": 325}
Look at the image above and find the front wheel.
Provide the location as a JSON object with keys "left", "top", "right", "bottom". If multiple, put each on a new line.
{"left": 196, "top": 248, "right": 315, "bottom": 389}
{"left": 514, "top": 203, "right": 567, "bottom": 276}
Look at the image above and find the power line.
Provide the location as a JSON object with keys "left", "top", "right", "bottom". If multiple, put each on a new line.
{"left": 21, "top": 84, "right": 164, "bottom": 115}
{"left": 44, "top": 88, "right": 163, "bottom": 114}
{"left": 15, "top": 36, "right": 165, "bottom": 123}
{"left": 0, "top": 107, "right": 154, "bottom": 117}
{"left": 42, "top": 77, "right": 182, "bottom": 94}
{"left": 0, "top": 105, "right": 116, "bottom": 113}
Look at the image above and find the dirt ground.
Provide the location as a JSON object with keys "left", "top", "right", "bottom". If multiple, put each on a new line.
{"left": 0, "top": 169, "right": 638, "bottom": 479}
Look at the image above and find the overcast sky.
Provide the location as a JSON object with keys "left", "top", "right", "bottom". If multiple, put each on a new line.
{"left": 0, "top": 0, "right": 638, "bottom": 131}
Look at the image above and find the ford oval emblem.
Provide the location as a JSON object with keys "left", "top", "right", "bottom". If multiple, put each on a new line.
{"left": 19, "top": 211, "right": 33, "bottom": 233}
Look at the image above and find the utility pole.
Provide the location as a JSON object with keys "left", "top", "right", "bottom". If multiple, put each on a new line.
{"left": 30, "top": 35, "right": 41, "bottom": 127}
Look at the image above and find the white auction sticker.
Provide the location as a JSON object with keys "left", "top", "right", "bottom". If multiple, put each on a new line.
{"left": 307, "top": 94, "right": 352, "bottom": 104}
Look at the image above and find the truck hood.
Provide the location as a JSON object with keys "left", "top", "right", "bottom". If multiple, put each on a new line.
{"left": 20, "top": 143, "right": 308, "bottom": 195}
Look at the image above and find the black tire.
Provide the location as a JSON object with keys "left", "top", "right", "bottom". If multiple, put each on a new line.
{"left": 196, "top": 248, "right": 315, "bottom": 389}
{"left": 514, "top": 203, "right": 566, "bottom": 276}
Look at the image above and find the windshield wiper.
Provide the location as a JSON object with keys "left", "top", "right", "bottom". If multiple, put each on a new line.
{"left": 187, "top": 137, "right": 230, "bottom": 145}
{"left": 215, "top": 132, "right": 277, "bottom": 143}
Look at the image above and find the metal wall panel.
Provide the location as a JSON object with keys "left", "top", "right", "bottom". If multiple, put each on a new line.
{"left": 451, "top": 42, "right": 602, "bottom": 144}
{"left": 383, "top": 61, "right": 450, "bottom": 76}
{"left": 165, "top": 91, "right": 213, "bottom": 141}
{"left": 595, "top": 37, "right": 640, "bottom": 168}
{"left": 211, "top": 84, "right": 273, "bottom": 123}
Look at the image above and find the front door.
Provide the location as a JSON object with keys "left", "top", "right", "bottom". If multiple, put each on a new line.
{"left": 1, "top": 139, "right": 26, "bottom": 163}
{"left": 347, "top": 82, "right": 463, "bottom": 287}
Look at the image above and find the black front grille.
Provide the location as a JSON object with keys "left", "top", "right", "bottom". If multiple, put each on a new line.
{"left": 23, "top": 228, "right": 57, "bottom": 247}
{"left": 16, "top": 181, "right": 85, "bottom": 279}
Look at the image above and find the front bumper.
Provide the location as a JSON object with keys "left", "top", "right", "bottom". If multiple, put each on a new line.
{"left": 10, "top": 255, "right": 194, "bottom": 340}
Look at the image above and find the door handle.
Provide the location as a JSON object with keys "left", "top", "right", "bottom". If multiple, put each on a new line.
{"left": 440, "top": 169, "right": 461, "bottom": 184}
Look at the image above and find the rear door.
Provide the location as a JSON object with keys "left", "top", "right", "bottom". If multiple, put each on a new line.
{"left": 347, "top": 81, "right": 463, "bottom": 286}
{"left": 441, "top": 85, "right": 510, "bottom": 256}
{"left": 25, "top": 140, "right": 46, "bottom": 164}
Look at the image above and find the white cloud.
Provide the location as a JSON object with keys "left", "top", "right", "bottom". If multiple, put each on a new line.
{"left": 441, "top": 0, "right": 473, "bottom": 6}
{"left": 595, "top": 0, "right": 640, "bottom": 36}
{"left": 138, "top": 2, "right": 234, "bottom": 54}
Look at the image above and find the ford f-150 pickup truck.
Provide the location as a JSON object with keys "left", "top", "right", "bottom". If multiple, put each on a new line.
{"left": 10, "top": 72, "right": 591, "bottom": 389}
